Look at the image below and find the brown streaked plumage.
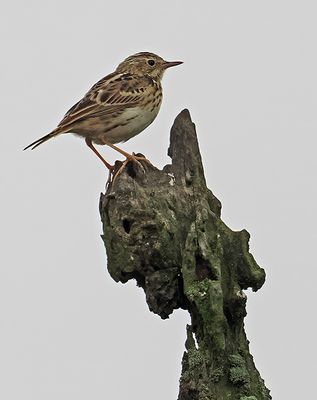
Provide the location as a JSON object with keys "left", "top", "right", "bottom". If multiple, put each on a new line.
{"left": 24, "top": 52, "right": 183, "bottom": 172}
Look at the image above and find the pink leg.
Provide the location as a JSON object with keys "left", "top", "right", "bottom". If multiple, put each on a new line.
{"left": 85, "top": 138, "right": 114, "bottom": 170}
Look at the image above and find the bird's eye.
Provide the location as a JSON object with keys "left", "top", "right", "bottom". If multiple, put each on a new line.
{"left": 147, "top": 59, "right": 155, "bottom": 66}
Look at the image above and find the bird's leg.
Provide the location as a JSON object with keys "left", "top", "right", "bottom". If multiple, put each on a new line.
{"left": 104, "top": 142, "right": 151, "bottom": 165}
{"left": 85, "top": 138, "right": 114, "bottom": 170}
{"left": 97, "top": 141, "right": 154, "bottom": 186}
{"left": 106, "top": 142, "right": 150, "bottom": 182}
{"left": 85, "top": 138, "right": 114, "bottom": 185}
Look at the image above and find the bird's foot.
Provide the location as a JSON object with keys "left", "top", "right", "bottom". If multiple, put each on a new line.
{"left": 131, "top": 152, "right": 154, "bottom": 166}
{"left": 109, "top": 153, "right": 152, "bottom": 187}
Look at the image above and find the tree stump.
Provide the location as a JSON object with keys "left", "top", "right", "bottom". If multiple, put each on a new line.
{"left": 99, "top": 109, "right": 271, "bottom": 400}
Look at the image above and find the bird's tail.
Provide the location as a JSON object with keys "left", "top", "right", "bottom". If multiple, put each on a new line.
{"left": 23, "top": 128, "right": 63, "bottom": 151}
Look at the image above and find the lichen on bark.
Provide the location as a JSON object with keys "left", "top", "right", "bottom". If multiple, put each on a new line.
{"left": 99, "top": 109, "right": 271, "bottom": 399}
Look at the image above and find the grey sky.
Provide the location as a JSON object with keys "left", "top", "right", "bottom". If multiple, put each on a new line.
{"left": 1, "top": 1, "right": 316, "bottom": 399}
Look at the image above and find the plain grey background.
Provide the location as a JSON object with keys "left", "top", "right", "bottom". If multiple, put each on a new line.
{"left": 1, "top": 1, "right": 316, "bottom": 398}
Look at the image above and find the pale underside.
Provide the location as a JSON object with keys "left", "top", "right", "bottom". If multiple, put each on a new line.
{"left": 66, "top": 105, "right": 161, "bottom": 145}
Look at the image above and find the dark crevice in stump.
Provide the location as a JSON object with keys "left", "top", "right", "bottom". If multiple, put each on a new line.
{"left": 99, "top": 109, "right": 271, "bottom": 400}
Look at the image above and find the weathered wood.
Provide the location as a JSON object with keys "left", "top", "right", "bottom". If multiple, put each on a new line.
{"left": 100, "top": 109, "right": 271, "bottom": 400}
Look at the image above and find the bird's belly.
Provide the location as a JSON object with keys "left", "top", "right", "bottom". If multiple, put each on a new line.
{"left": 103, "top": 106, "right": 160, "bottom": 144}
{"left": 72, "top": 106, "right": 160, "bottom": 145}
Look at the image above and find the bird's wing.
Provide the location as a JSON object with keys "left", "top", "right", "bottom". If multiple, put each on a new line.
{"left": 57, "top": 72, "right": 153, "bottom": 131}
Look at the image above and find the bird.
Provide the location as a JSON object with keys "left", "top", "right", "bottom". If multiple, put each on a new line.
{"left": 24, "top": 52, "right": 183, "bottom": 177}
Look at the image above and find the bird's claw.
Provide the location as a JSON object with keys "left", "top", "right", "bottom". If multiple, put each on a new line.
{"left": 107, "top": 154, "right": 151, "bottom": 188}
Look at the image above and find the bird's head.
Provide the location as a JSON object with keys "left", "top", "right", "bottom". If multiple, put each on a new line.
{"left": 116, "top": 52, "right": 183, "bottom": 80}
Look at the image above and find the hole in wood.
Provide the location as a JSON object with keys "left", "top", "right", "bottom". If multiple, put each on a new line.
{"left": 122, "top": 218, "right": 132, "bottom": 233}
{"left": 195, "top": 254, "right": 217, "bottom": 281}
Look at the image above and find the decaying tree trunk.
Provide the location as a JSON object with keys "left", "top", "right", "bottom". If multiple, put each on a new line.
{"left": 99, "top": 110, "right": 271, "bottom": 400}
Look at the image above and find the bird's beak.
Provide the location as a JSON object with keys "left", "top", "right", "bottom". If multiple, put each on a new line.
{"left": 163, "top": 60, "right": 183, "bottom": 69}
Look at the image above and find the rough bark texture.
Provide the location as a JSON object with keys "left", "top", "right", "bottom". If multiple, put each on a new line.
{"left": 99, "top": 109, "right": 271, "bottom": 400}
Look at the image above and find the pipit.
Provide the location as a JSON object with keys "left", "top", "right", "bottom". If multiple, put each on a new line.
{"left": 24, "top": 52, "right": 182, "bottom": 179}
